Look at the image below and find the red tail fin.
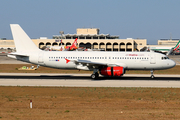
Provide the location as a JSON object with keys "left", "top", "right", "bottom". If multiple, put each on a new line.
{"left": 72, "top": 38, "right": 78, "bottom": 47}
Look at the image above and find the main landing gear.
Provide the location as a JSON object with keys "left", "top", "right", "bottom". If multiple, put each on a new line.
{"left": 91, "top": 69, "right": 99, "bottom": 79}
{"left": 150, "top": 70, "right": 155, "bottom": 79}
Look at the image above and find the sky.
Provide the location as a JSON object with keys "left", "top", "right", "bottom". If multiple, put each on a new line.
{"left": 0, "top": 0, "right": 180, "bottom": 45}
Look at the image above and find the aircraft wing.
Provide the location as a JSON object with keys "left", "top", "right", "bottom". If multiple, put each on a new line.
{"left": 166, "top": 48, "right": 174, "bottom": 55}
{"left": 67, "top": 59, "right": 127, "bottom": 68}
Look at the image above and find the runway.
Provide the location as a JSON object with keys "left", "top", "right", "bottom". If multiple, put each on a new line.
{"left": 0, "top": 73, "right": 180, "bottom": 88}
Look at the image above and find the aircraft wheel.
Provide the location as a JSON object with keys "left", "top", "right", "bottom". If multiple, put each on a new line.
{"left": 91, "top": 72, "right": 99, "bottom": 79}
{"left": 91, "top": 74, "right": 96, "bottom": 79}
{"left": 151, "top": 75, "right": 155, "bottom": 79}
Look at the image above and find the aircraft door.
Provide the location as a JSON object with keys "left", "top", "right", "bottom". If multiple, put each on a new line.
{"left": 38, "top": 52, "right": 44, "bottom": 64}
{"left": 150, "top": 54, "right": 156, "bottom": 64}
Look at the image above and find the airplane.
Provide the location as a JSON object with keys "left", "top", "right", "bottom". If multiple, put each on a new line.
{"left": 64, "top": 38, "right": 78, "bottom": 51}
{"left": 148, "top": 40, "right": 180, "bottom": 55}
{"left": 8, "top": 24, "right": 176, "bottom": 79}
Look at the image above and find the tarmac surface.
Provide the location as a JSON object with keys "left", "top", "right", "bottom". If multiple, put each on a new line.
{"left": 0, "top": 73, "right": 180, "bottom": 88}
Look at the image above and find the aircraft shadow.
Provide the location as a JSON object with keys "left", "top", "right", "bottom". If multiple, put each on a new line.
{"left": 0, "top": 75, "right": 179, "bottom": 81}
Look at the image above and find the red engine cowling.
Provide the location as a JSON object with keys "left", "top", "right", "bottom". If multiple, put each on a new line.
{"left": 100, "top": 67, "right": 124, "bottom": 76}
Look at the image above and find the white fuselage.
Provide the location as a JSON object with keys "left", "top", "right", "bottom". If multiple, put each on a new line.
{"left": 13, "top": 51, "right": 176, "bottom": 71}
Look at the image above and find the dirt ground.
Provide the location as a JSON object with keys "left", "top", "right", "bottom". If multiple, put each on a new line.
{"left": 0, "top": 65, "right": 180, "bottom": 119}
{"left": 0, "top": 87, "right": 180, "bottom": 120}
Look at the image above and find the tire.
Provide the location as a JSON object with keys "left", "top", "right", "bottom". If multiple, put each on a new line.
{"left": 151, "top": 75, "right": 155, "bottom": 79}
{"left": 91, "top": 74, "right": 96, "bottom": 79}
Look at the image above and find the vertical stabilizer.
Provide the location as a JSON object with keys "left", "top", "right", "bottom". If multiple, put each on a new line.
{"left": 173, "top": 40, "right": 180, "bottom": 51}
{"left": 10, "top": 24, "right": 40, "bottom": 52}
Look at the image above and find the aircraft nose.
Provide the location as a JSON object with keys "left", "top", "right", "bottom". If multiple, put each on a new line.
{"left": 170, "top": 60, "right": 176, "bottom": 68}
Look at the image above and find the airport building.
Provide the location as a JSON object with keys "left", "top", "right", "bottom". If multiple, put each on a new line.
{"left": 146, "top": 39, "right": 180, "bottom": 49}
{"left": 0, "top": 28, "right": 147, "bottom": 52}
{"left": 158, "top": 39, "right": 179, "bottom": 45}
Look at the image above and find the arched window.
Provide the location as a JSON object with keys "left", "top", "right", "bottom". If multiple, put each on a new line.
{"left": 120, "top": 42, "right": 125, "bottom": 51}
{"left": 126, "top": 42, "right": 132, "bottom": 51}
{"left": 39, "top": 42, "right": 45, "bottom": 48}
{"left": 79, "top": 42, "right": 85, "bottom": 48}
{"left": 113, "top": 42, "right": 118, "bottom": 51}
{"left": 46, "top": 42, "right": 51, "bottom": 46}
{"left": 66, "top": 42, "right": 71, "bottom": 46}
{"left": 85, "top": 42, "right": 91, "bottom": 49}
{"left": 93, "top": 42, "right": 98, "bottom": 49}
{"left": 99, "top": 42, "right": 105, "bottom": 50}
{"left": 52, "top": 42, "right": 58, "bottom": 46}
{"left": 106, "top": 42, "right": 112, "bottom": 51}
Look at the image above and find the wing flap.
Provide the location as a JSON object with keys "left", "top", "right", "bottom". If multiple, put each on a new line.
{"left": 74, "top": 59, "right": 107, "bottom": 66}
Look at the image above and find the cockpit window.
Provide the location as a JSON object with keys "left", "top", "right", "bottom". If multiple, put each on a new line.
{"left": 161, "top": 57, "right": 169, "bottom": 60}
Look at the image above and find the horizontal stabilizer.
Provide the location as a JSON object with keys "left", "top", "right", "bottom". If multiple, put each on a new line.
{"left": 8, "top": 52, "right": 29, "bottom": 57}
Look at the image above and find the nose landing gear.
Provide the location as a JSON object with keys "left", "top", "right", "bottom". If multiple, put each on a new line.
{"left": 150, "top": 70, "right": 155, "bottom": 79}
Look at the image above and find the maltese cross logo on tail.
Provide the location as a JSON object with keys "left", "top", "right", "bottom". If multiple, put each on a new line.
{"left": 65, "top": 58, "right": 70, "bottom": 63}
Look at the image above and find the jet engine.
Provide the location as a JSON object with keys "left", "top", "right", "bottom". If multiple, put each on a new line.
{"left": 100, "top": 66, "right": 124, "bottom": 76}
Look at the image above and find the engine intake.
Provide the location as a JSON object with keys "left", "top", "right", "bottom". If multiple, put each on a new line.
{"left": 100, "top": 66, "right": 124, "bottom": 76}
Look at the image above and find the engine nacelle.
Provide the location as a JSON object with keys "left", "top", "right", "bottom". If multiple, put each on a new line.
{"left": 100, "top": 66, "right": 124, "bottom": 76}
